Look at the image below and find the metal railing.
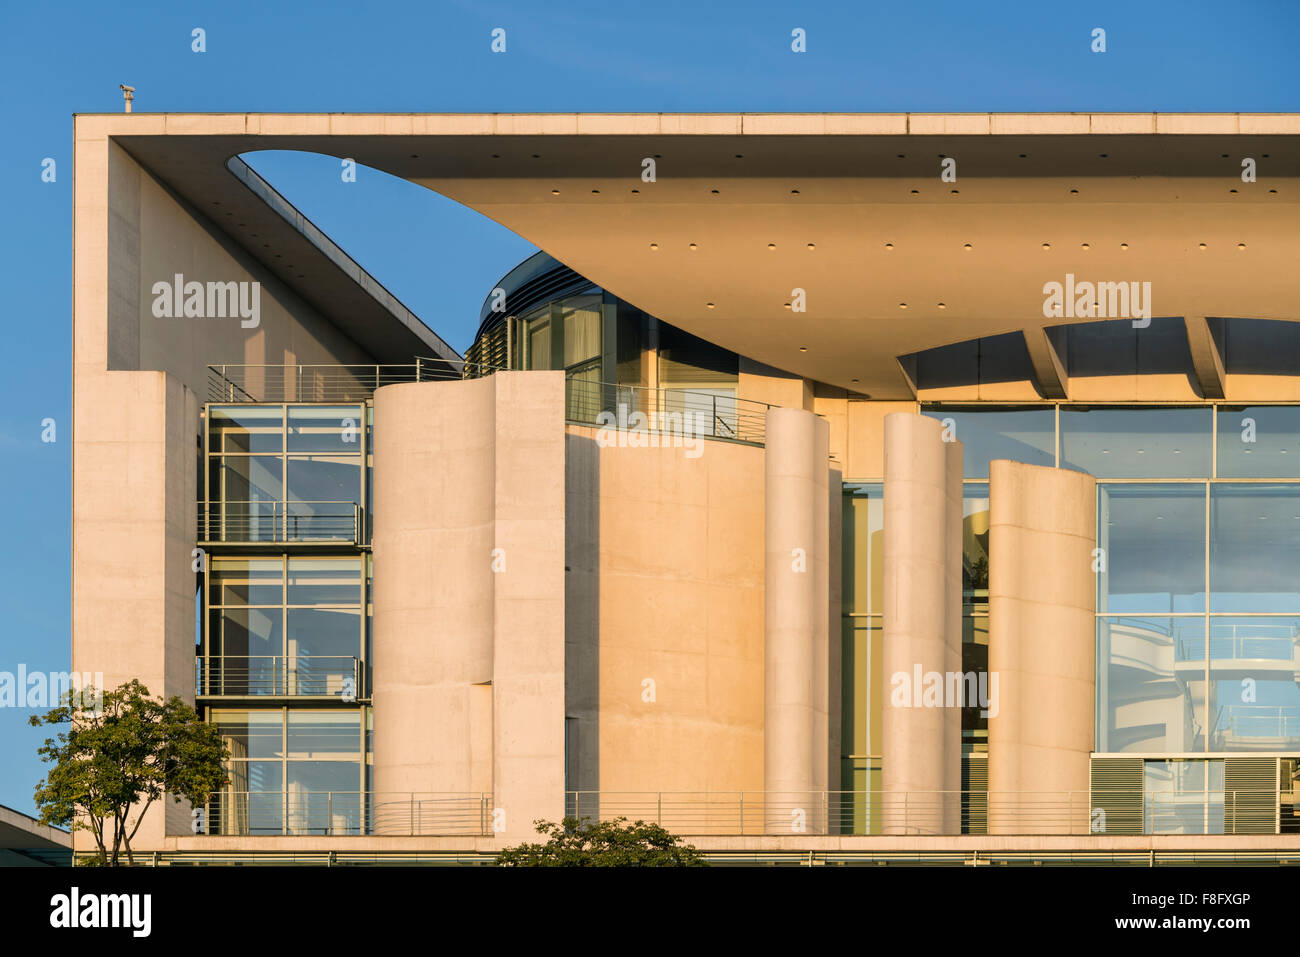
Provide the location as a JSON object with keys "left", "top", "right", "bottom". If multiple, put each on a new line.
{"left": 196, "top": 656, "right": 361, "bottom": 698}
{"left": 564, "top": 379, "right": 770, "bottom": 445}
{"left": 207, "top": 362, "right": 774, "bottom": 445}
{"left": 198, "top": 500, "right": 361, "bottom": 544}
{"left": 190, "top": 789, "right": 1297, "bottom": 837}
{"left": 207, "top": 359, "right": 487, "bottom": 403}
{"left": 199, "top": 792, "right": 492, "bottom": 836}
{"left": 565, "top": 790, "right": 1091, "bottom": 835}
{"left": 564, "top": 789, "right": 1298, "bottom": 836}
{"left": 1218, "top": 705, "right": 1300, "bottom": 739}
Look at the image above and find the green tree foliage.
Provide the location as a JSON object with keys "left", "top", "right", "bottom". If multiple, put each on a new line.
{"left": 496, "top": 816, "right": 708, "bottom": 867}
{"left": 29, "top": 679, "right": 228, "bottom": 866}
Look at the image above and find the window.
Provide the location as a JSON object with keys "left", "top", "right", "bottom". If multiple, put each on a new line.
{"left": 1062, "top": 406, "right": 1211, "bottom": 478}
{"left": 920, "top": 407, "right": 1055, "bottom": 479}
{"left": 203, "top": 556, "right": 363, "bottom": 697}
{"left": 1144, "top": 759, "right": 1223, "bottom": 835}
{"left": 205, "top": 404, "right": 365, "bottom": 543}
{"left": 210, "top": 708, "right": 364, "bottom": 835}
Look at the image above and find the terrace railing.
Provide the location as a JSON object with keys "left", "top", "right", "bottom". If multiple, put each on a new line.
{"left": 198, "top": 500, "right": 361, "bottom": 545}
{"left": 199, "top": 792, "right": 493, "bottom": 836}
{"left": 207, "top": 362, "right": 775, "bottom": 445}
{"left": 196, "top": 656, "right": 361, "bottom": 699}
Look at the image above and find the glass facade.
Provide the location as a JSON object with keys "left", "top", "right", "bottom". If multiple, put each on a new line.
{"left": 205, "top": 404, "right": 365, "bottom": 543}
{"left": 211, "top": 708, "right": 365, "bottom": 835}
{"left": 199, "top": 401, "right": 371, "bottom": 836}
{"left": 919, "top": 403, "right": 1300, "bottom": 833}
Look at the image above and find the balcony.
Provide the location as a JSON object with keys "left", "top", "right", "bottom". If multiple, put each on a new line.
{"left": 208, "top": 360, "right": 471, "bottom": 403}
{"left": 198, "top": 501, "right": 362, "bottom": 547}
{"left": 207, "top": 362, "right": 773, "bottom": 445}
{"left": 198, "top": 792, "right": 492, "bottom": 836}
{"left": 196, "top": 656, "right": 362, "bottom": 700}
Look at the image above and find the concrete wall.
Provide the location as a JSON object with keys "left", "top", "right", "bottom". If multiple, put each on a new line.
{"left": 987, "top": 460, "right": 1096, "bottom": 835}
{"left": 881, "top": 413, "right": 963, "bottom": 835}
{"left": 112, "top": 142, "right": 373, "bottom": 396}
{"left": 73, "top": 129, "right": 384, "bottom": 850}
{"left": 370, "top": 373, "right": 566, "bottom": 840}
{"left": 564, "top": 424, "right": 766, "bottom": 814}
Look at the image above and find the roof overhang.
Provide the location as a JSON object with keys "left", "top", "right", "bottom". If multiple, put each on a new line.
{"left": 84, "top": 113, "right": 1300, "bottom": 397}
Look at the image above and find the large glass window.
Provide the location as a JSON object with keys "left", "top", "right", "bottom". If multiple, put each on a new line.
{"left": 206, "top": 403, "right": 364, "bottom": 543}
{"left": 1097, "top": 617, "right": 1207, "bottom": 753}
{"left": 1217, "top": 406, "right": 1300, "bottom": 478}
{"left": 1209, "top": 617, "right": 1300, "bottom": 751}
{"left": 210, "top": 708, "right": 363, "bottom": 835}
{"left": 204, "top": 556, "right": 363, "bottom": 697}
{"left": 1098, "top": 484, "right": 1206, "bottom": 613}
{"left": 920, "top": 407, "right": 1055, "bottom": 479}
{"left": 1209, "top": 484, "right": 1300, "bottom": 613}
{"left": 1062, "top": 406, "right": 1212, "bottom": 478}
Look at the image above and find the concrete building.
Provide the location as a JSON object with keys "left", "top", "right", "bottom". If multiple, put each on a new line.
{"left": 69, "top": 112, "right": 1300, "bottom": 863}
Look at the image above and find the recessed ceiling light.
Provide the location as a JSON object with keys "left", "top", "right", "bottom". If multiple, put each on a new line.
{"left": 799, "top": 346, "right": 808, "bottom": 352}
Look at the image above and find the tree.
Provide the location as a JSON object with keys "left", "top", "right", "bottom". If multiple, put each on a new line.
{"left": 29, "top": 679, "right": 228, "bottom": 866}
{"left": 496, "top": 816, "right": 708, "bottom": 866}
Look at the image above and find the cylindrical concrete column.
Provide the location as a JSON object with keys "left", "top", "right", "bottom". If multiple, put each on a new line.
{"left": 371, "top": 378, "right": 496, "bottom": 799}
{"left": 882, "top": 413, "right": 962, "bottom": 835}
{"left": 764, "top": 407, "right": 830, "bottom": 833}
{"left": 987, "top": 460, "right": 1096, "bottom": 835}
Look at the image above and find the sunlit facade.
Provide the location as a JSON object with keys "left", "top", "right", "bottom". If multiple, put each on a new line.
{"left": 70, "top": 111, "right": 1300, "bottom": 862}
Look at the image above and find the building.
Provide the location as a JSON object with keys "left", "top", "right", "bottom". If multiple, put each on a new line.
{"left": 71, "top": 112, "right": 1300, "bottom": 864}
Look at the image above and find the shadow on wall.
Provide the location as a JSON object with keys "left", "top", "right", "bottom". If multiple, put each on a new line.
{"left": 564, "top": 432, "right": 600, "bottom": 821}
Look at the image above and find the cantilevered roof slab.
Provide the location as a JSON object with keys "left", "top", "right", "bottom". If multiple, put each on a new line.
{"left": 89, "top": 113, "right": 1300, "bottom": 397}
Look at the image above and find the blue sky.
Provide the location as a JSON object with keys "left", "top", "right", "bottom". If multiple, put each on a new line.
{"left": 0, "top": 0, "right": 1296, "bottom": 814}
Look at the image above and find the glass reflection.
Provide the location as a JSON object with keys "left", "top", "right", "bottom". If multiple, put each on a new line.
{"left": 1210, "top": 484, "right": 1300, "bottom": 613}
{"left": 1217, "top": 406, "right": 1300, "bottom": 478}
{"left": 920, "top": 407, "right": 1054, "bottom": 478}
{"left": 1144, "top": 759, "right": 1223, "bottom": 835}
{"left": 1209, "top": 617, "right": 1300, "bottom": 750}
{"left": 1097, "top": 617, "right": 1206, "bottom": 753}
{"left": 1098, "top": 484, "right": 1206, "bottom": 613}
{"left": 1062, "top": 406, "right": 1211, "bottom": 478}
